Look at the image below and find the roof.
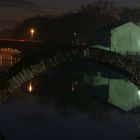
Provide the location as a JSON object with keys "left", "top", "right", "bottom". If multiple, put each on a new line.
{"left": 111, "top": 21, "right": 140, "bottom": 53}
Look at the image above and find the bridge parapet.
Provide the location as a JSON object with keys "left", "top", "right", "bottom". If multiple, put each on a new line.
{"left": 88, "top": 47, "right": 140, "bottom": 86}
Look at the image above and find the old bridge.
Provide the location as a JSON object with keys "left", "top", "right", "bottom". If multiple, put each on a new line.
{"left": 0, "top": 39, "right": 139, "bottom": 92}
{"left": 0, "top": 45, "right": 138, "bottom": 93}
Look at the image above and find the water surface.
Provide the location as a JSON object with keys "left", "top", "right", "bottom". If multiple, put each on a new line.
{"left": 0, "top": 53, "right": 139, "bottom": 140}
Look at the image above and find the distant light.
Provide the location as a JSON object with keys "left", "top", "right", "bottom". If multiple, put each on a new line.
{"left": 30, "top": 29, "right": 35, "bottom": 33}
{"left": 138, "top": 90, "right": 140, "bottom": 100}
{"left": 72, "top": 83, "right": 75, "bottom": 92}
{"left": 138, "top": 90, "right": 140, "bottom": 96}
{"left": 30, "top": 29, "right": 35, "bottom": 40}
{"left": 72, "top": 86, "right": 75, "bottom": 92}
{"left": 18, "top": 39, "right": 24, "bottom": 42}
{"left": 73, "top": 32, "right": 77, "bottom": 37}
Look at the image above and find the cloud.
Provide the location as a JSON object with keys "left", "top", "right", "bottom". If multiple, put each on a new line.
{"left": 0, "top": 0, "right": 35, "bottom": 6}
{"left": 0, "top": 0, "right": 36, "bottom": 10}
{"left": 0, "top": 0, "right": 48, "bottom": 14}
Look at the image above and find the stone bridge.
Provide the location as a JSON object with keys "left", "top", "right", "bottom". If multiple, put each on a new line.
{"left": 1, "top": 46, "right": 139, "bottom": 93}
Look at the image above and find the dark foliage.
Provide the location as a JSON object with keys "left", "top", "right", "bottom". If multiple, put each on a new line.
{"left": 12, "top": 1, "right": 140, "bottom": 46}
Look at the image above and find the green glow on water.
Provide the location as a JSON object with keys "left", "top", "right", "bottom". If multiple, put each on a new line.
{"left": 108, "top": 79, "right": 140, "bottom": 111}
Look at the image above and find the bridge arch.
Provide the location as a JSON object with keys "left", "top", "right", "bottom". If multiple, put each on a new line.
{"left": 2, "top": 47, "right": 140, "bottom": 92}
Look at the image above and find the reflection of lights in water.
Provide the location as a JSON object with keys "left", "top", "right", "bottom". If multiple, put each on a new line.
{"left": 135, "top": 90, "right": 140, "bottom": 127}
{"left": 72, "top": 84, "right": 75, "bottom": 92}
{"left": 28, "top": 82, "right": 33, "bottom": 93}
{"left": 9, "top": 56, "right": 13, "bottom": 66}
{"left": 0, "top": 48, "right": 21, "bottom": 54}
{"left": 0, "top": 55, "right": 2, "bottom": 65}
{"left": 72, "top": 80, "right": 78, "bottom": 92}
{"left": 0, "top": 48, "right": 21, "bottom": 68}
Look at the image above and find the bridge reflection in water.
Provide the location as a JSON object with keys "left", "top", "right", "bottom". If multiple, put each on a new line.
{"left": 0, "top": 69, "right": 140, "bottom": 140}
{"left": 18, "top": 69, "right": 140, "bottom": 112}
{"left": 0, "top": 58, "right": 140, "bottom": 139}
{"left": 83, "top": 72, "right": 140, "bottom": 111}
{"left": 1, "top": 46, "right": 140, "bottom": 111}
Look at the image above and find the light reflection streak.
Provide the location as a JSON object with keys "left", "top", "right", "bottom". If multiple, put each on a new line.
{"left": 28, "top": 82, "right": 33, "bottom": 93}
{"left": 71, "top": 80, "right": 78, "bottom": 92}
{"left": 10, "top": 55, "right": 13, "bottom": 66}
{"left": 72, "top": 84, "right": 75, "bottom": 92}
{"left": 0, "top": 55, "right": 2, "bottom": 66}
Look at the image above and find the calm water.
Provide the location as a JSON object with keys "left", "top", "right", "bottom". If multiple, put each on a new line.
{"left": 0, "top": 51, "right": 140, "bottom": 140}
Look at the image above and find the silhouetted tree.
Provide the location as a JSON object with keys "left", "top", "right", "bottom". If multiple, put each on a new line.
{"left": 13, "top": 1, "right": 140, "bottom": 46}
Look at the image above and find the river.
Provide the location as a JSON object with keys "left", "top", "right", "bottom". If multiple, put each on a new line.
{"left": 0, "top": 49, "right": 139, "bottom": 140}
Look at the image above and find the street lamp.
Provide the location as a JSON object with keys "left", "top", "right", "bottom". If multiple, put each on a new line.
{"left": 30, "top": 29, "right": 35, "bottom": 40}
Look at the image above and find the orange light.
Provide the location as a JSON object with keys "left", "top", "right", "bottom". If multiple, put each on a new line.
{"left": 30, "top": 29, "right": 35, "bottom": 33}
{"left": 28, "top": 82, "right": 33, "bottom": 93}
{"left": 30, "top": 29, "right": 35, "bottom": 39}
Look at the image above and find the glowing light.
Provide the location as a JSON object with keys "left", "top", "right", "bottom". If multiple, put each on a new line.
{"left": 138, "top": 90, "right": 140, "bottom": 95}
{"left": 30, "top": 29, "right": 35, "bottom": 39}
{"left": 137, "top": 90, "right": 140, "bottom": 100}
{"left": 72, "top": 85, "right": 75, "bottom": 92}
{"left": 30, "top": 29, "right": 35, "bottom": 34}
{"left": 28, "top": 82, "right": 33, "bottom": 93}
{"left": 73, "top": 32, "right": 77, "bottom": 37}
{"left": 72, "top": 82, "right": 75, "bottom": 92}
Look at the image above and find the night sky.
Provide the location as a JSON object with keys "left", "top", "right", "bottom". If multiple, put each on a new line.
{"left": 0, "top": 0, "right": 140, "bottom": 30}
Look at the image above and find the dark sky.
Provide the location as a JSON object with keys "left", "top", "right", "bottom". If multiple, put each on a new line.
{"left": 0, "top": 0, "right": 140, "bottom": 30}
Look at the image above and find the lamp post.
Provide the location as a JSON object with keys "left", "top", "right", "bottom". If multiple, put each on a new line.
{"left": 30, "top": 29, "right": 35, "bottom": 40}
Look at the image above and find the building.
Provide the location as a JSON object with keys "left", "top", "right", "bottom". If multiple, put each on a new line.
{"left": 111, "top": 22, "right": 140, "bottom": 55}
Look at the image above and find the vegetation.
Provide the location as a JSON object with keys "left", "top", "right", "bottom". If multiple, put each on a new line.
{"left": 12, "top": 1, "right": 119, "bottom": 45}
{"left": 9, "top": 1, "right": 140, "bottom": 46}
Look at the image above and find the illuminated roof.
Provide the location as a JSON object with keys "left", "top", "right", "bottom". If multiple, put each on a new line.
{"left": 90, "top": 45, "right": 109, "bottom": 51}
{"left": 111, "top": 22, "right": 140, "bottom": 55}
